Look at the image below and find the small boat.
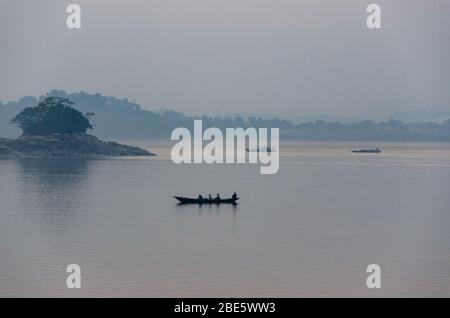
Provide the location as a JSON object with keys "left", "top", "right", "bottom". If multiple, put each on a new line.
{"left": 352, "top": 148, "right": 382, "bottom": 154}
{"left": 246, "top": 146, "right": 274, "bottom": 153}
{"left": 174, "top": 196, "right": 239, "bottom": 205}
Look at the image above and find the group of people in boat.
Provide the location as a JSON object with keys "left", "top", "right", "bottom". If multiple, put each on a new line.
{"left": 198, "top": 192, "right": 238, "bottom": 202}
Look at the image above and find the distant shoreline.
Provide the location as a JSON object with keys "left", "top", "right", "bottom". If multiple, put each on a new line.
{"left": 2, "top": 91, "right": 449, "bottom": 142}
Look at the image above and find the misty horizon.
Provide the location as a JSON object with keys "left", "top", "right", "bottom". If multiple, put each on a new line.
{"left": 1, "top": 90, "right": 449, "bottom": 141}
{"left": 1, "top": 0, "right": 450, "bottom": 120}
{"left": 1, "top": 89, "right": 450, "bottom": 124}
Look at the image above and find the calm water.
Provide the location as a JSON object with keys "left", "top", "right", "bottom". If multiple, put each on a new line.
{"left": 1, "top": 141, "right": 450, "bottom": 297}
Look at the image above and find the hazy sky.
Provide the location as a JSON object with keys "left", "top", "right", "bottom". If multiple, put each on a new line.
{"left": 1, "top": 0, "right": 450, "bottom": 119}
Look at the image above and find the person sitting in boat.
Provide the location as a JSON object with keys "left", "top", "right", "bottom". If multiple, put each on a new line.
{"left": 232, "top": 192, "right": 237, "bottom": 200}
{"left": 198, "top": 194, "right": 204, "bottom": 201}
{"left": 215, "top": 193, "right": 221, "bottom": 201}
{"left": 208, "top": 194, "right": 213, "bottom": 201}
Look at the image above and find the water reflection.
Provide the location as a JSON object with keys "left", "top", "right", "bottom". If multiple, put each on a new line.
{"left": 13, "top": 158, "right": 93, "bottom": 230}
{"left": 175, "top": 202, "right": 238, "bottom": 213}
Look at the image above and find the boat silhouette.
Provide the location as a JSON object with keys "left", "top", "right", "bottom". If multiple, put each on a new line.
{"left": 174, "top": 196, "right": 239, "bottom": 205}
{"left": 352, "top": 148, "right": 381, "bottom": 154}
{"left": 245, "top": 146, "right": 274, "bottom": 153}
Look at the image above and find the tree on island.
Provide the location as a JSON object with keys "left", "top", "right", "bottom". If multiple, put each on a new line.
{"left": 11, "top": 97, "right": 93, "bottom": 135}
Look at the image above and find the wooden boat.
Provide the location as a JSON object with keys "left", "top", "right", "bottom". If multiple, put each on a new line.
{"left": 174, "top": 196, "right": 239, "bottom": 205}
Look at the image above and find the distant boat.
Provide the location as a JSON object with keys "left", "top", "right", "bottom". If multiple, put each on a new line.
{"left": 246, "top": 146, "right": 274, "bottom": 153}
{"left": 174, "top": 196, "right": 239, "bottom": 205}
{"left": 352, "top": 148, "right": 382, "bottom": 154}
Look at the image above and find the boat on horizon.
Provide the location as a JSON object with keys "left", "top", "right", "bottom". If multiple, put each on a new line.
{"left": 352, "top": 148, "right": 382, "bottom": 154}
{"left": 245, "top": 146, "right": 275, "bottom": 153}
{"left": 174, "top": 196, "right": 239, "bottom": 205}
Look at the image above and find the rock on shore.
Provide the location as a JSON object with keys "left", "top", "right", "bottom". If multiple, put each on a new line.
{"left": 0, "top": 134, "right": 155, "bottom": 158}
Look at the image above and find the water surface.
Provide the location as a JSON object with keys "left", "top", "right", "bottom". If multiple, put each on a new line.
{"left": 1, "top": 141, "right": 450, "bottom": 297}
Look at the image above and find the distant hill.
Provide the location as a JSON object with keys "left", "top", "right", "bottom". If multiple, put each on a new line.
{"left": 292, "top": 114, "right": 362, "bottom": 124}
{"left": 0, "top": 90, "right": 192, "bottom": 139}
{"left": 1, "top": 90, "right": 450, "bottom": 141}
{"left": 225, "top": 112, "right": 280, "bottom": 121}
{"left": 391, "top": 110, "right": 450, "bottom": 124}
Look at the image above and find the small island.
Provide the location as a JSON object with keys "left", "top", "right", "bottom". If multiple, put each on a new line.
{"left": 0, "top": 97, "right": 154, "bottom": 158}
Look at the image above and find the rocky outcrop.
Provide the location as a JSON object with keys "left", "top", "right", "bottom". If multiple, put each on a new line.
{"left": 0, "top": 134, "right": 154, "bottom": 158}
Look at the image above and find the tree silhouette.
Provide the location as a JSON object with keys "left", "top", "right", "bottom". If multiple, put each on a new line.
{"left": 11, "top": 97, "right": 93, "bottom": 135}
